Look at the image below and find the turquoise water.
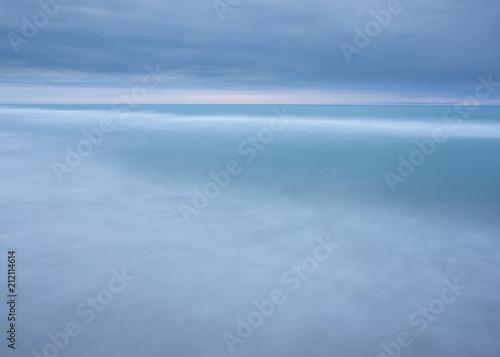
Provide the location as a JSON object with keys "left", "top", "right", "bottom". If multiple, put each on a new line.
{"left": 1, "top": 105, "right": 499, "bottom": 356}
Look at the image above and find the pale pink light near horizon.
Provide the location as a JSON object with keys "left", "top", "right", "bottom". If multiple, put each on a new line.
{"left": 1, "top": 87, "right": 500, "bottom": 105}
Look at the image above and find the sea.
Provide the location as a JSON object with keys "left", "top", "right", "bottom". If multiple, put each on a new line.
{"left": 0, "top": 104, "right": 499, "bottom": 356}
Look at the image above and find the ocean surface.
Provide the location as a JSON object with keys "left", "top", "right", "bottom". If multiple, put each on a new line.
{"left": 1, "top": 104, "right": 499, "bottom": 357}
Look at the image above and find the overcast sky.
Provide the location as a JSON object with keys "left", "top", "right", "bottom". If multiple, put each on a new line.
{"left": 1, "top": 0, "right": 499, "bottom": 104}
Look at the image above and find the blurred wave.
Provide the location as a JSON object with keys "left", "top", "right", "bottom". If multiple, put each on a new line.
{"left": 0, "top": 105, "right": 499, "bottom": 357}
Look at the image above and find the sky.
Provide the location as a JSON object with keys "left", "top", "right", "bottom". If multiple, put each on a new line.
{"left": 1, "top": 0, "right": 500, "bottom": 104}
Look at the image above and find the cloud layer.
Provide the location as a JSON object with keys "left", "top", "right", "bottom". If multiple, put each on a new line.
{"left": 1, "top": 0, "right": 499, "bottom": 103}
